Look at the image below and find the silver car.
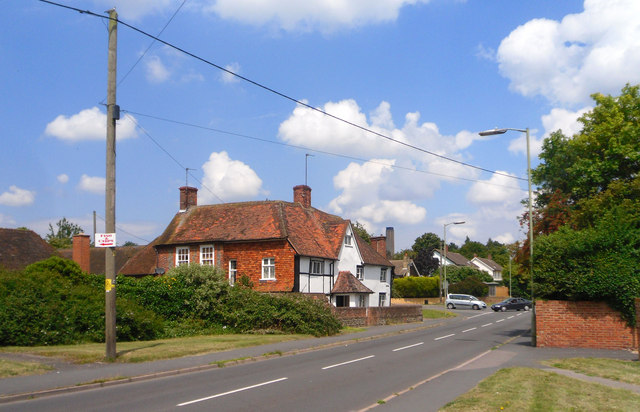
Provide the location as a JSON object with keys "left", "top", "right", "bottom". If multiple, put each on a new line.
{"left": 445, "top": 294, "right": 487, "bottom": 310}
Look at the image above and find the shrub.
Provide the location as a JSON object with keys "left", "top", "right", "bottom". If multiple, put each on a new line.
{"left": 448, "top": 275, "right": 488, "bottom": 297}
{"left": 392, "top": 276, "right": 439, "bottom": 298}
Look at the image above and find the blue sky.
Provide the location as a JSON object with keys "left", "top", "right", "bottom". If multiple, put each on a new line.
{"left": 2, "top": 0, "right": 639, "bottom": 251}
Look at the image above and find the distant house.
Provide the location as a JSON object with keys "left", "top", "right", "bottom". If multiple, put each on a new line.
{"left": 121, "top": 185, "right": 393, "bottom": 307}
{"left": 58, "top": 234, "right": 145, "bottom": 276}
{"left": 470, "top": 255, "right": 504, "bottom": 297}
{"left": 390, "top": 252, "right": 421, "bottom": 278}
{"left": 432, "top": 249, "right": 471, "bottom": 267}
{"left": 0, "top": 228, "right": 58, "bottom": 270}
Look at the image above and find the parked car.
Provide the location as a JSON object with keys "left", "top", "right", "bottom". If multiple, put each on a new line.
{"left": 491, "top": 297, "right": 532, "bottom": 312}
{"left": 445, "top": 294, "right": 487, "bottom": 310}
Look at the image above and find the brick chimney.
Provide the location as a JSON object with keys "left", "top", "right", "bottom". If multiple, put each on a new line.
{"left": 293, "top": 185, "right": 311, "bottom": 208}
{"left": 370, "top": 235, "right": 387, "bottom": 258}
{"left": 72, "top": 234, "right": 91, "bottom": 273}
{"left": 179, "top": 186, "right": 198, "bottom": 212}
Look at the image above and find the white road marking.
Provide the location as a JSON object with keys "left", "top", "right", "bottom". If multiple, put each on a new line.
{"left": 508, "top": 316, "right": 515, "bottom": 319}
{"left": 496, "top": 319, "right": 505, "bottom": 323}
{"left": 481, "top": 323, "right": 492, "bottom": 327}
{"left": 322, "top": 355, "right": 375, "bottom": 370}
{"left": 434, "top": 334, "right": 455, "bottom": 341}
{"left": 177, "top": 377, "right": 288, "bottom": 406}
{"left": 462, "top": 327, "right": 477, "bottom": 333}
{"left": 393, "top": 342, "right": 424, "bottom": 352}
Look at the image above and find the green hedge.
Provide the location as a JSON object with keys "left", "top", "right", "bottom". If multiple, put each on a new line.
{"left": 392, "top": 276, "right": 439, "bottom": 298}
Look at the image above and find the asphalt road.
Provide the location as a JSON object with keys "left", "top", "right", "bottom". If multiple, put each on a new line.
{"left": 2, "top": 310, "right": 533, "bottom": 411}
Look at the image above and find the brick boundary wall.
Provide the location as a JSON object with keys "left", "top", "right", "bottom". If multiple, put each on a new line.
{"left": 535, "top": 299, "right": 640, "bottom": 351}
{"left": 332, "top": 305, "right": 423, "bottom": 327}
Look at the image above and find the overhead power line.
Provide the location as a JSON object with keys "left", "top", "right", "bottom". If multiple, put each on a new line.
{"left": 38, "top": 0, "right": 525, "bottom": 182}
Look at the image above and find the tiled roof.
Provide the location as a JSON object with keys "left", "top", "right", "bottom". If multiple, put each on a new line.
{"left": 473, "top": 256, "right": 503, "bottom": 271}
{"left": 119, "top": 243, "right": 158, "bottom": 276}
{"left": 0, "top": 228, "right": 59, "bottom": 270}
{"left": 59, "top": 245, "right": 145, "bottom": 275}
{"left": 355, "top": 235, "right": 392, "bottom": 266}
{"left": 331, "top": 271, "right": 373, "bottom": 294}
{"left": 436, "top": 249, "right": 471, "bottom": 266}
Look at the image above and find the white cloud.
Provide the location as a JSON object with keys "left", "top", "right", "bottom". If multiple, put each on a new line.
{"left": 0, "top": 186, "right": 35, "bottom": 207}
{"left": 541, "top": 106, "right": 591, "bottom": 138}
{"left": 204, "top": 0, "right": 431, "bottom": 32}
{"left": 497, "top": 0, "right": 640, "bottom": 106}
{"left": 221, "top": 62, "right": 241, "bottom": 84}
{"left": 145, "top": 55, "right": 171, "bottom": 83}
{"left": 467, "top": 171, "right": 524, "bottom": 205}
{"left": 45, "top": 107, "right": 137, "bottom": 142}
{"left": 0, "top": 214, "right": 17, "bottom": 226}
{"left": 78, "top": 175, "right": 105, "bottom": 194}
{"left": 200, "top": 151, "right": 264, "bottom": 203}
{"left": 507, "top": 130, "right": 544, "bottom": 158}
{"left": 57, "top": 174, "right": 69, "bottom": 184}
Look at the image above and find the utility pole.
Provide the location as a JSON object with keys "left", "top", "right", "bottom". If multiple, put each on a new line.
{"left": 105, "top": 8, "right": 118, "bottom": 361}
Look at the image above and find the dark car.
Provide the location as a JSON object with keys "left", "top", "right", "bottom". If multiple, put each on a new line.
{"left": 491, "top": 297, "right": 532, "bottom": 312}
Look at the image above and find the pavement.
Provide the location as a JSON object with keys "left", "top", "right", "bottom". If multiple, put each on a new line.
{"left": 1, "top": 309, "right": 639, "bottom": 408}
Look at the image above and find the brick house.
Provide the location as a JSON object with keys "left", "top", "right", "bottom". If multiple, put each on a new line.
{"left": 121, "top": 185, "right": 393, "bottom": 307}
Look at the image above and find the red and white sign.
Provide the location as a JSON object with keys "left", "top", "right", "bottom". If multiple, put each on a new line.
{"left": 95, "top": 233, "right": 116, "bottom": 247}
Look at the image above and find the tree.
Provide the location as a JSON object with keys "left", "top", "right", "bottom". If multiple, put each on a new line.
{"left": 458, "top": 236, "right": 486, "bottom": 260}
{"left": 351, "top": 221, "right": 372, "bottom": 244}
{"left": 123, "top": 241, "right": 138, "bottom": 246}
{"left": 412, "top": 232, "right": 441, "bottom": 254}
{"left": 413, "top": 247, "right": 439, "bottom": 277}
{"left": 45, "top": 218, "right": 84, "bottom": 249}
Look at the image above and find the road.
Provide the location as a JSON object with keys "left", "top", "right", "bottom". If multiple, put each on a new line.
{"left": 2, "top": 310, "right": 531, "bottom": 412}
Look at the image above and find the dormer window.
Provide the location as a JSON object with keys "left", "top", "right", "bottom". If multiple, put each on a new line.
{"left": 344, "top": 234, "right": 353, "bottom": 247}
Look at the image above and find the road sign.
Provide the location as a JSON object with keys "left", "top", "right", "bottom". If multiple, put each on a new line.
{"left": 96, "top": 233, "right": 116, "bottom": 247}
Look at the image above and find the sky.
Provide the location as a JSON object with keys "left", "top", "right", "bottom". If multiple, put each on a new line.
{"left": 2, "top": 0, "right": 639, "bottom": 251}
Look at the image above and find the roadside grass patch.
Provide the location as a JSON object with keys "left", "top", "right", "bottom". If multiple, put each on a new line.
{"left": 0, "top": 334, "right": 309, "bottom": 364}
{"left": 441, "top": 367, "right": 640, "bottom": 411}
{"left": 422, "top": 309, "right": 456, "bottom": 319}
{"left": 0, "top": 358, "right": 53, "bottom": 378}
{"left": 543, "top": 357, "right": 640, "bottom": 385}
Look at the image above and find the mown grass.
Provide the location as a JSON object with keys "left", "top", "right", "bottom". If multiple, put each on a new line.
{"left": 441, "top": 367, "right": 640, "bottom": 411}
{"left": 543, "top": 357, "right": 640, "bottom": 385}
{"left": 0, "top": 333, "right": 310, "bottom": 364}
{"left": 0, "top": 358, "right": 53, "bottom": 378}
{"left": 422, "top": 308, "right": 457, "bottom": 319}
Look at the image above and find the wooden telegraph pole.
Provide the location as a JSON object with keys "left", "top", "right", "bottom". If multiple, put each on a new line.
{"left": 105, "top": 8, "right": 118, "bottom": 361}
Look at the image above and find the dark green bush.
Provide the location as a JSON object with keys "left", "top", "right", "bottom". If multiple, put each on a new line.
{"left": 392, "top": 276, "right": 439, "bottom": 298}
{"left": 444, "top": 266, "right": 493, "bottom": 284}
{"left": 448, "top": 275, "right": 488, "bottom": 297}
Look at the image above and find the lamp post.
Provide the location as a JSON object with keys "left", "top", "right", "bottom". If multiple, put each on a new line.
{"left": 443, "top": 221, "right": 465, "bottom": 298}
{"left": 479, "top": 127, "right": 535, "bottom": 345}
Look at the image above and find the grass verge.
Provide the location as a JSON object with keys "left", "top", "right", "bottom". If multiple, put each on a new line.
{"left": 542, "top": 357, "right": 640, "bottom": 385}
{"left": 0, "top": 359, "right": 54, "bottom": 378}
{"left": 441, "top": 367, "right": 640, "bottom": 411}
{"left": 422, "top": 308, "right": 457, "bottom": 319}
{"left": 0, "top": 334, "right": 310, "bottom": 364}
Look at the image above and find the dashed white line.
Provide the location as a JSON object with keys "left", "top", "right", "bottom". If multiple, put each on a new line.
{"left": 434, "top": 334, "right": 455, "bottom": 341}
{"left": 508, "top": 316, "right": 515, "bottom": 319}
{"left": 481, "top": 323, "right": 492, "bottom": 327}
{"left": 462, "top": 327, "right": 477, "bottom": 333}
{"left": 393, "top": 342, "right": 424, "bottom": 352}
{"left": 322, "top": 355, "right": 375, "bottom": 370}
{"left": 177, "top": 377, "right": 288, "bottom": 406}
{"left": 496, "top": 319, "right": 505, "bottom": 323}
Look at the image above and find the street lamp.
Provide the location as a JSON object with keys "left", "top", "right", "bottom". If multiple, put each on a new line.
{"left": 479, "top": 127, "right": 535, "bottom": 344}
{"left": 443, "top": 221, "right": 465, "bottom": 298}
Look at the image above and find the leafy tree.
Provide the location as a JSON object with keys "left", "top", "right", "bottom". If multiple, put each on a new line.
{"left": 458, "top": 236, "right": 486, "bottom": 260}
{"left": 392, "top": 248, "right": 415, "bottom": 260}
{"left": 45, "top": 217, "right": 84, "bottom": 249}
{"left": 351, "top": 221, "right": 372, "bottom": 244}
{"left": 448, "top": 276, "right": 488, "bottom": 297}
{"left": 412, "top": 232, "right": 441, "bottom": 254}
{"left": 413, "top": 247, "right": 440, "bottom": 276}
{"left": 123, "top": 241, "right": 138, "bottom": 246}
{"left": 444, "top": 266, "right": 492, "bottom": 284}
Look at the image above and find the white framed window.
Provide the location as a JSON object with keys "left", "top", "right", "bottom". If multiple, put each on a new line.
{"left": 176, "top": 246, "right": 190, "bottom": 266}
{"left": 356, "top": 265, "right": 364, "bottom": 280}
{"left": 344, "top": 234, "right": 352, "bottom": 247}
{"left": 229, "top": 259, "right": 237, "bottom": 286}
{"left": 262, "top": 257, "right": 275, "bottom": 280}
{"left": 380, "top": 268, "right": 387, "bottom": 282}
{"left": 358, "top": 295, "right": 366, "bottom": 307}
{"left": 378, "top": 292, "right": 387, "bottom": 307}
{"left": 310, "top": 260, "right": 323, "bottom": 275}
{"left": 200, "top": 245, "right": 214, "bottom": 266}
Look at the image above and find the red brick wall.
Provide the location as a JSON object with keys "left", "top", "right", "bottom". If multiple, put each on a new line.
{"left": 333, "top": 305, "right": 422, "bottom": 327}
{"left": 156, "top": 240, "right": 297, "bottom": 293}
{"left": 535, "top": 300, "right": 639, "bottom": 350}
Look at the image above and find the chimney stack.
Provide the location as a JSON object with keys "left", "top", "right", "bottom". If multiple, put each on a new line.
{"left": 179, "top": 186, "right": 198, "bottom": 212}
{"left": 293, "top": 185, "right": 312, "bottom": 208}
{"left": 385, "top": 227, "right": 394, "bottom": 257}
{"left": 72, "top": 234, "right": 91, "bottom": 273}
{"left": 370, "top": 235, "right": 387, "bottom": 257}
